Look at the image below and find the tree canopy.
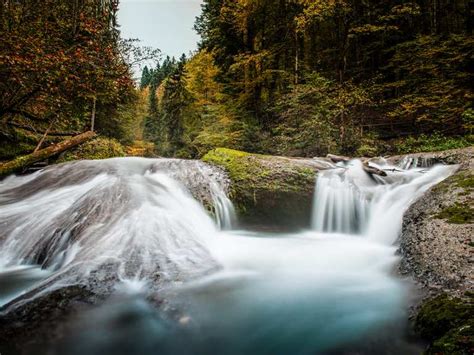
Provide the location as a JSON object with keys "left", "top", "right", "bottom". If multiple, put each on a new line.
{"left": 2, "top": 0, "right": 471, "bottom": 161}
{"left": 139, "top": 0, "right": 472, "bottom": 158}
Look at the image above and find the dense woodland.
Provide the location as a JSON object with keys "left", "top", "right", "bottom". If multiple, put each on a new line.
{"left": 0, "top": 0, "right": 472, "bottom": 163}
{"left": 141, "top": 0, "right": 473, "bottom": 158}
{"left": 0, "top": 0, "right": 154, "bottom": 161}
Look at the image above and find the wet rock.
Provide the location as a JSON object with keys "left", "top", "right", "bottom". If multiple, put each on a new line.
{"left": 399, "top": 147, "right": 473, "bottom": 295}
{"left": 202, "top": 148, "right": 325, "bottom": 229}
{"left": 0, "top": 285, "right": 97, "bottom": 355}
{"left": 397, "top": 147, "right": 473, "bottom": 353}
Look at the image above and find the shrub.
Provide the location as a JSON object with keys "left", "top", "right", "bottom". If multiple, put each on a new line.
{"left": 57, "top": 137, "right": 126, "bottom": 162}
{"left": 394, "top": 133, "right": 473, "bottom": 154}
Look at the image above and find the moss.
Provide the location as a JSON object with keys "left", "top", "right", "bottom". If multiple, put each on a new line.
{"left": 455, "top": 175, "right": 474, "bottom": 190}
{"left": 57, "top": 137, "right": 126, "bottom": 162}
{"left": 435, "top": 203, "right": 473, "bottom": 224}
{"left": 432, "top": 170, "right": 473, "bottom": 197}
{"left": 0, "top": 127, "right": 62, "bottom": 161}
{"left": 430, "top": 322, "right": 474, "bottom": 355}
{"left": 203, "top": 148, "right": 315, "bottom": 192}
{"left": 415, "top": 294, "right": 474, "bottom": 355}
{"left": 202, "top": 148, "right": 317, "bottom": 228}
{"left": 0, "top": 141, "right": 36, "bottom": 161}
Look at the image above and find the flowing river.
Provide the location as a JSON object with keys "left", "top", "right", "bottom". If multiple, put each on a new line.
{"left": 0, "top": 157, "right": 456, "bottom": 355}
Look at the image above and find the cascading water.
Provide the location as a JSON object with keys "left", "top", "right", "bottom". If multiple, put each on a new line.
{"left": 311, "top": 160, "right": 371, "bottom": 234}
{"left": 0, "top": 158, "right": 234, "bottom": 308}
{"left": 311, "top": 158, "right": 456, "bottom": 243}
{"left": 0, "top": 156, "right": 457, "bottom": 355}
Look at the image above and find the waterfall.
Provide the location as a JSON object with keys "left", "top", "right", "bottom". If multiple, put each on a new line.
{"left": 0, "top": 155, "right": 458, "bottom": 355}
{"left": 0, "top": 158, "right": 236, "bottom": 305}
{"left": 311, "top": 160, "right": 371, "bottom": 234}
{"left": 311, "top": 158, "right": 457, "bottom": 243}
{"left": 146, "top": 159, "right": 236, "bottom": 229}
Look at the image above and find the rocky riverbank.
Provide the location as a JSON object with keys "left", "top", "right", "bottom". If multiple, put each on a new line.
{"left": 396, "top": 147, "right": 473, "bottom": 354}
{"left": 0, "top": 147, "right": 472, "bottom": 354}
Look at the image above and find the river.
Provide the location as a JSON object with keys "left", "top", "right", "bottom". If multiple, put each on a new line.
{"left": 0, "top": 157, "right": 456, "bottom": 354}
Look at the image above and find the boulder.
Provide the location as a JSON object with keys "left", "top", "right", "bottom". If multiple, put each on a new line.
{"left": 202, "top": 148, "right": 326, "bottom": 229}
{"left": 397, "top": 147, "right": 473, "bottom": 353}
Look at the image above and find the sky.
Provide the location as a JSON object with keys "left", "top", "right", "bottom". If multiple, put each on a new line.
{"left": 118, "top": 0, "right": 203, "bottom": 61}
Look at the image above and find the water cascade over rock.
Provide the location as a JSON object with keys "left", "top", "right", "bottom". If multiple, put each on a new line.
{"left": 0, "top": 156, "right": 457, "bottom": 355}
{"left": 0, "top": 158, "right": 234, "bottom": 308}
{"left": 312, "top": 158, "right": 456, "bottom": 243}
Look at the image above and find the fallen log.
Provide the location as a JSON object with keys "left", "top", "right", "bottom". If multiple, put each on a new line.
{"left": 327, "top": 154, "right": 387, "bottom": 177}
{"left": 363, "top": 162, "right": 387, "bottom": 177}
{"left": 326, "top": 154, "right": 351, "bottom": 163}
{"left": 0, "top": 131, "right": 96, "bottom": 178}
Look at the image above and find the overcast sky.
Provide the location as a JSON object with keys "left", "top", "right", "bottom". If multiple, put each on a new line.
{"left": 118, "top": 0, "right": 203, "bottom": 60}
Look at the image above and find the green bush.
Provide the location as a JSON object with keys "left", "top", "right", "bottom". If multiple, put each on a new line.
{"left": 57, "top": 137, "right": 126, "bottom": 162}
{"left": 394, "top": 133, "right": 473, "bottom": 154}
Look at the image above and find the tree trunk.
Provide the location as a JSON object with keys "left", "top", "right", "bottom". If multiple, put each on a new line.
{"left": 91, "top": 96, "right": 97, "bottom": 132}
{"left": 294, "top": 30, "right": 299, "bottom": 85}
{"left": 0, "top": 131, "right": 96, "bottom": 178}
{"left": 327, "top": 154, "right": 350, "bottom": 163}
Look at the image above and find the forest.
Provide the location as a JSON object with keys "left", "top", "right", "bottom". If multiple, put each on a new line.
{"left": 0, "top": 2, "right": 473, "bottom": 355}
{"left": 138, "top": 0, "right": 473, "bottom": 159}
{"left": 0, "top": 0, "right": 472, "bottom": 162}
{"left": 0, "top": 0, "right": 155, "bottom": 164}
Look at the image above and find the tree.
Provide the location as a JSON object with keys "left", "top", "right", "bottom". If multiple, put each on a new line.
{"left": 192, "top": 0, "right": 472, "bottom": 155}
{"left": 159, "top": 66, "right": 192, "bottom": 156}
{"left": 140, "top": 66, "right": 151, "bottom": 89}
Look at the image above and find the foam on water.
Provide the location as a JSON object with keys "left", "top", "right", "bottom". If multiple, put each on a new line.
{"left": 0, "top": 156, "right": 457, "bottom": 354}
{"left": 0, "top": 158, "right": 234, "bottom": 307}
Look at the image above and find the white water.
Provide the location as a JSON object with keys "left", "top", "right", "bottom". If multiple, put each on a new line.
{"left": 0, "top": 157, "right": 457, "bottom": 355}
{"left": 312, "top": 159, "right": 456, "bottom": 242}
{"left": 0, "top": 159, "right": 233, "bottom": 306}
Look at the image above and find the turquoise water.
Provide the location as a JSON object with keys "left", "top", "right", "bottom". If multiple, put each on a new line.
{"left": 0, "top": 158, "right": 455, "bottom": 354}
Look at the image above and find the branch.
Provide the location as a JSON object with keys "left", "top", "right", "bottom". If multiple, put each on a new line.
{"left": 8, "top": 122, "right": 80, "bottom": 137}
{"left": 9, "top": 109, "right": 48, "bottom": 122}
{"left": 1, "top": 87, "right": 42, "bottom": 117}
{"left": 0, "top": 131, "right": 97, "bottom": 178}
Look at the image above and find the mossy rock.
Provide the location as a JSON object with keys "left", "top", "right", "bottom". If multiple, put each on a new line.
{"left": 432, "top": 169, "right": 473, "bottom": 224}
{"left": 57, "top": 137, "right": 126, "bottom": 162}
{"left": 453, "top": 173, "right": 474, "bottom": 190}
{"left": 415, "top": 293, "right": 474, "bottom": 354}
{"left": 202, "top": 148, "right": 319, "bottom": 228}
{"left": 435, "top": 203, "right": 474, "bottom": 224}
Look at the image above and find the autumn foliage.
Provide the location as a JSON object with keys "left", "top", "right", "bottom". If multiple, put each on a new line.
{"left": 0, "top": 0, "right": 134, "bottom": 138}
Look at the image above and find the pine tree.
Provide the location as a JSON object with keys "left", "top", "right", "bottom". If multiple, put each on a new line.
{"left": 144, "top": 82, "right": 160, "bottom": 143}
{"left": 140, "top": 66, "right": 151, "bottom": 89}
